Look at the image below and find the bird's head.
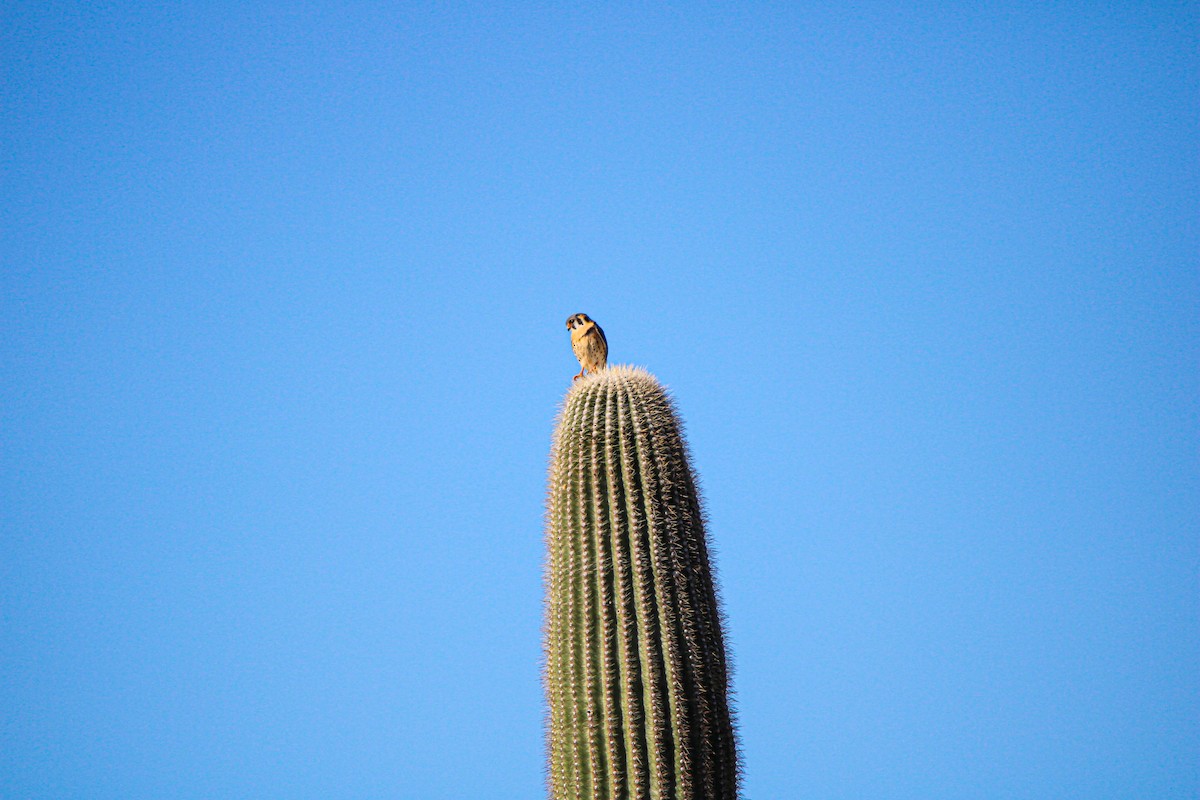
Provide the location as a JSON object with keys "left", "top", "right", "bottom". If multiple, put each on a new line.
{"left": 566, "top": 313, "right": 591, "bottom": 331}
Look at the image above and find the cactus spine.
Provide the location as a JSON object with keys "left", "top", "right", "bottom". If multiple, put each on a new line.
{"left": 545, "top": 366, "right": 739, "bottom": 800}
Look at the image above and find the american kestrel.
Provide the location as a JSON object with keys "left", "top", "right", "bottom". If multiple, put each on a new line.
{"left": 566, "top": 313, "right": 608, "bottom": 380}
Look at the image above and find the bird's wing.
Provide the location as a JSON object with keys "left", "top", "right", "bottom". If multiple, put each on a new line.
{"left": 593, "top": 323, "right": 607, "bottom": 352}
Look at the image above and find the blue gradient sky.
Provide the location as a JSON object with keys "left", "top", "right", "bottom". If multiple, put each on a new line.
{"left": 3, "top": 3, "right": 1197, "bottom": 798}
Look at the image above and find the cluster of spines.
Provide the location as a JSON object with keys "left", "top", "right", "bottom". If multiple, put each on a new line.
{"left": 545, "top": 366, "right": 739, "bottom": 800}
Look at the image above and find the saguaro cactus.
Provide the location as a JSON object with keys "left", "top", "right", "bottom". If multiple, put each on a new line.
{"left": 544, "top": 365, "right": 739, "bottom": 800}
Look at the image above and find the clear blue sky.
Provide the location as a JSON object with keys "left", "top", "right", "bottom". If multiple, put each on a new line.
{"left": 2, "top": 3, "right": 1196, "bottom": 798}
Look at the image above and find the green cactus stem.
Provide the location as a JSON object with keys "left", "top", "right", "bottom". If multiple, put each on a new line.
{"left": 544, "top": 365, "right": 739, "bottom": 800}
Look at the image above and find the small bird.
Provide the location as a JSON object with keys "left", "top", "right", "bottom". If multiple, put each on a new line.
{"left": 566, "top": 313, "right": 608, "bottom": 380}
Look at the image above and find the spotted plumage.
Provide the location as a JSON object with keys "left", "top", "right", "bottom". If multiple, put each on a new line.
{"left": 565, "top": 313, "right": 608, "bottom": 380}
